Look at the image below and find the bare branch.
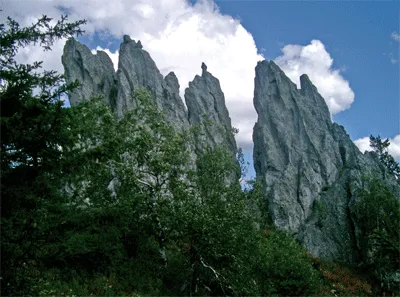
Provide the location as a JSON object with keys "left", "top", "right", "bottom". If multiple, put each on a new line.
{"left": 199, "top": 255, "right": 226, "bottom": 295}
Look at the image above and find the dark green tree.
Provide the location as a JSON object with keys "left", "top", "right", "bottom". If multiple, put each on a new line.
{"left": 1, "top": 15, "right": 327, "bottom": 296}
{"left": 1, "top": 15, "right": 86, "bottom": 295}
{"left": 29, "top": 89, "right": 262, "bottom": 295}
{"left": 32, "top": 90, "right": 195, "bottom": 295}
{"left": 177, "top": 146, "right": 261, "bottom": 295}
{"left": 370, "top": 135, "right": 400, "bottom": 181}
{"left": 354, "top": 178, "right": 400, "bottom": 293}
{"left": 56, "top": 92, "right": 260, "bottom": 295}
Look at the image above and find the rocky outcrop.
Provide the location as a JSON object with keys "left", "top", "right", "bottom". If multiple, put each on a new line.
{"left": 62, "top": 36, "right": 237, "bottom": 158}
{"left": 116, "top": 35, "right": 189, "bottom": 130}
{"left": 62, "top": 38, "right": 117, "bottom": 108}
{"left": 185, "top": 63, "right": 237, "bottom": 155}
{"left": 253, "top": 61, "right": 340, "bottom": 232}
{"left": 63, "top": 36, "right": 398, "bottom": 263}
{"left": 253, "top": 60, "right": 398, "bottom": 263}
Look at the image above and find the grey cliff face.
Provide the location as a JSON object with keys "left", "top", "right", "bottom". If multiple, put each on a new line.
{"left": 253, "top": 61, "right": 341, "bottom": 232}
{"left": 62, "top": 37, "right": 238, "bottom": 160}
{"left": 253, "top": 60, "right": 398, "bottom": 263}
{"left": 185, "top": 63, "right": 237, "bottom": 155}
{"left": 62, "top": 36, "right": 399, "bottom": 263}
{"left": 62, "top": 38, "right": 117, "bottom": 108}
{"left": 62, "top": 36, "right": 189, "bottom": 131}
{"left": 116, "top": 35, "right": 189, "bottom": 131}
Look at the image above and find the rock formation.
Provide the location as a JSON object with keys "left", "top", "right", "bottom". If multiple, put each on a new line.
{"left": 62, "top": 35, "right": 237, "bottom": 157}
{"left": 253, "top": 60, "right": 399, "bottom": 263}
{"left": 63, "top": 36, "right": 398, "bottom": 264}
{"left": 115, "top": 35, "right": 189, "bottom": 131}
{"left": 185, "top": 62, "right": 237, "bottom": 155}
{"left": 62, "top": 38, "right": 117, "bottom": 108}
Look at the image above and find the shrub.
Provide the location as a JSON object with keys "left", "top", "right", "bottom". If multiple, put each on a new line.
{"left": 313, "top": 198, "right": 328, "bottom": 228}
{"left": 354, "top": 178, "right": 400, "bottom": 293}
{"left": 311, "top": 257, "right": 372, "bottom": 296}
{"left": 258, "top": 230, "right": 321, "bottom": 296}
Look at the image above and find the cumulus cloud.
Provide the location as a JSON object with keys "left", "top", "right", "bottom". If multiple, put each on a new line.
{"left": 274, "top": 40, "right": 355, "bottom": 114}
{"left": 354, "top": 137, "right": 372, "bottom": 155}
{"left": 390, "top": 135, "right": 400, "bottom": 160}
{"left": 2, "top": 1, "right": 356, "bottom": 149}
{"left": 91, "top": 47, "right": 119, "bottom": 71}
{"left": 388, "top": 32, "right": 399, "bottom": 64}
{"left": 354, "top": 135, "right": 400, "bottom": 161}
{"left": 14, "top": 38, "right": 66, "bottom": 73}
{"left": 389, "top": 53, "right": 398, "bottom": 64}
{"left": 391, "top": 31, "right": 400, "bottom": 42}
{"left": 2, "top": 0, "right": 263, "bottom": 150}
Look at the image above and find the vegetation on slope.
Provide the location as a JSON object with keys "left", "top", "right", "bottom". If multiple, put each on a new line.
{"left": 1, "top": 15, "right": 399, "bottom": 296}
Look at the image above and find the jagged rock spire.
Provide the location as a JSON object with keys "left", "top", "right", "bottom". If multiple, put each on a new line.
{"left": 253, "top": 60, "right": 398, "bottom": 263}
{"left": 185, "top": 63, "right": 237, "bottom": 155}
{"left": 62, "top": 37, "right": 238, "bottom": 164}
{"left": 201, "top": 62, "right": 207, "bottom": 72}
{"left": 115, "top": 35, "right": 189, "bottom": 130}
{"left": 62, "top": 38, "right": 117, "bottom": 108}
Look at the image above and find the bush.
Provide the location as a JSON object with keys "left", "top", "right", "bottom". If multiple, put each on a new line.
{"left": 354, "top": 178, "right": 400, "bottom": 293}
{"left": 310, "top": 257, "right": 373, "bottom": 296}
{"left": 258, "top": 230, "right": 321, "bottom": 296}
{"left": 313, "top": 198, "right": 328, "bottom": 228}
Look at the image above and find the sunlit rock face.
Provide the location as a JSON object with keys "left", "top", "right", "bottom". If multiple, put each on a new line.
{"left": 62, "top": 38, "right": 117, "bottom": 108}
{"left": 62, "top": 36, "right": 238, "bottom": 163}
{"left": 253, "top": 60, "right": 399, "bottom": 263}
{"left": 185, "top": 62, "right": 237, "bottom": 155}
{"left": 115, "top": 35, "right": 189, "bottom": 131}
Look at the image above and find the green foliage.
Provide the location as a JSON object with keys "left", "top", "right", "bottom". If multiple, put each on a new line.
{"left": 3, "top": 14, "right": 382, "bottom": 297}
{"left": 370, "top": 135, "right": 400, "bottom": 182}
{"left": 258, "top": 230, "right": 321, "bottom": 296}
{"left": 310, "top": 257, "right": 373, "bottom": 296}
{"left": 1, "top": 15, "right": 86, "bottom": 171}
{"left": 354, "top": 178, "right": 400, "bottom": 293}
{"left": 0, "top": 14, "right": 86, "bottom": 295}
{"left": 244, "top": 178, "right": 273, "bottom": 228}
{"left": 175, "top": 147, "right": 261, "bottom": 295}
{"left": 31, "top": 270, "right": 142, "bottom": 296}
{"left": 49, "top": 90, "right": 193, "bottom": 293}
{"left": 42, "top": 93, "right": 324, "bottom": 296}
{"left": 313, "top": 198, "right": 328, "bottom": 228}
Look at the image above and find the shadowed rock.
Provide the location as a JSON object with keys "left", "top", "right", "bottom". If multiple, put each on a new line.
{"left": 62, "top": 38, "right": 117, "bottom": 109}
{"left": 253, "top": 60, "right": 399, "bottom": 263}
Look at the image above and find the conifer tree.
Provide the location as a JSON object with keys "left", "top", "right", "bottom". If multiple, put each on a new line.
{"left": 1, "top": 14, "right": 86, "bottom": 294}
{"left": 369, "top": 135, "right": 400, "bottom": 181}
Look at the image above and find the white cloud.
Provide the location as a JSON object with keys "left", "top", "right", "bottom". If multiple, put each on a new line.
{"left": 91, "top": 47, "right": 119, "bottom": 71}
{"left": 391, "top": 31, "right": 400, "bottom": 42}
{"left": 389, "top": 135, "right": 400, "bottom": 160}
{"left": 274, "top": 40, "right": 355, "bottom": 114}
{"left": 14, "top": 38, "right": 66, "bottom": 73}
{"left": 388, "top": 52, "right": 398, "bottom": 64}
{"left": 354, "top": 135, "right": 400, "bottom": 161}
{"left": 354, "top": 137, "right": 372, "bottom": 154}
{"left": 3, "top": 1, "right": 357, "bottom": 149}
{"left": 2, "top": 0, "right": 263, "bottom": 150}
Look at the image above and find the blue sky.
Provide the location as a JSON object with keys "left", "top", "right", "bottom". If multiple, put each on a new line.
{"left": 213, "top": 0, "right": 399, "bottom": 141}
{"left": 3, "top": 0, "right": 399, "bottom": 176}
{"left": 211, "top": 0, "right": 400, "bottom": 176}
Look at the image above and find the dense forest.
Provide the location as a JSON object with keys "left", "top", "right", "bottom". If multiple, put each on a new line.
{"left": 1, "top": 15, "right": 399, "bottom": 296}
